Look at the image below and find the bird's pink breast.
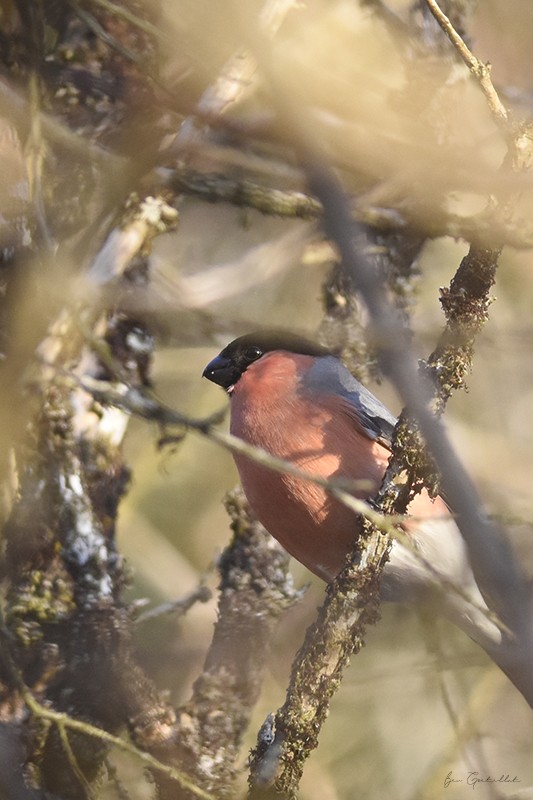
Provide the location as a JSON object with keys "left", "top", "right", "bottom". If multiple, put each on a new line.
{"left": 229, "top": 352, "right": 393, "bottom": 581}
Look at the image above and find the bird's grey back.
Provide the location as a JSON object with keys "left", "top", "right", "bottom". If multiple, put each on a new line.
{"left": 304, "top": 356, "right": 397, "bottom": 445}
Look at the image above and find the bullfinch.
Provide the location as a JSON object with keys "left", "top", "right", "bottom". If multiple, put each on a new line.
{"left": 203, "top": 331, "right": 502, "bottom": 653}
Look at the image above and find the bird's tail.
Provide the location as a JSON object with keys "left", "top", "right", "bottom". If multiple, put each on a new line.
{"left": 384, "top": 517, "right": 499, "bottom": 640}
{"left": 383, "top": 516, "right": 533, "bottom": 707}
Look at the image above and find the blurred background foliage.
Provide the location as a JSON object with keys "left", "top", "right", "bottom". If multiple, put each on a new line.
{"left": 1, "top": 0, "right": 533, "bottom": 797}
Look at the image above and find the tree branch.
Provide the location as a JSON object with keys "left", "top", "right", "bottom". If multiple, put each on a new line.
{"left": 152, "top": 492, "right": 302, "bottom": 800}
{"left": 248, "top": 521, "right": 391, "bottom": 799}
{"left": 423, "top": 0, "right": 509, "bottom": 129}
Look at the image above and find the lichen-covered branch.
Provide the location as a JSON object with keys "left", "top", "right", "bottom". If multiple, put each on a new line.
{"left": 162, "top": 156, "right": 533, "bottom": 249}
{"left": 376, "top": 244, "right": 501, "bottom": 512}
{"left": 428, "top": 245, "right": 500, "bottom": 407}
{"left": 150, "top": 491, "right": 301, "bottom": 800}
{"left": 167, "top": 167, "right": 321, "bottom": 219}
{"left": 248, "top": 521, "right": 390, "bottom": 799}
{"left": 0, "top": 191, "right": 182, "bottom": 798}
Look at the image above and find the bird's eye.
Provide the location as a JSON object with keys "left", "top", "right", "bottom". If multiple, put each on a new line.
{"left": 245, "top": 346, "right": 263, "bottom": 362}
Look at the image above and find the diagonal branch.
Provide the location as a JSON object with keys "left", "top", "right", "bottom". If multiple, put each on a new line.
{"left": 305, "top": 160, "right": 533, "bottom": 704}
{"left": 248, "top": 521, "right": 391, "bottom": 799}
{"left": 423, "top": 0, "right": 508, "bottom": 129}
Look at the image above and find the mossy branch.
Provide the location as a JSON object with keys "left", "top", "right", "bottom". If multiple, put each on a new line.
{"left": 248, "top": 522, "right": 391, "bottom": 799}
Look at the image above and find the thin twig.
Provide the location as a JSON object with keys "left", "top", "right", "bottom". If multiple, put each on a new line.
{"left": 84, "top": 0, "right": 169, "bottom": 42}
{"left": 22, "top": 689, "right": 215, "bottom": 800}
{"left": 135, "top": 584, "right": 212, "bottom": 624}
{"left": 68, "top": 0, "right": 145, "bottom": 65}
{"left": 77, "top": 375, "right": 413, "bottom": 531}
{"left": 105, "top": 758, "right": 133, "bottom": 800}
{"left": 56, "top": 721, "right": 95, "bottom": 799}
{"left": 77, "top": 376, "right": 507, "bottom": 636}
{"left": 423, "top": 0, "right": 508, "bottom": 129}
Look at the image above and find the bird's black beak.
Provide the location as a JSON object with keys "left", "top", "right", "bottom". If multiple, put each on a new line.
{"left": 203, "top": 354, "right": 239, "bottom": 391}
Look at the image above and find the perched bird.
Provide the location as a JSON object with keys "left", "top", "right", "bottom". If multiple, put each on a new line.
{"left": 203, "top": 331, "right": 502, "bottom": 654}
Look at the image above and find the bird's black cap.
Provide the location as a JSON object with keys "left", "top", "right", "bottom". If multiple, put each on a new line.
{"left": 202, "top": 330, "right": 331, "bottom": 390}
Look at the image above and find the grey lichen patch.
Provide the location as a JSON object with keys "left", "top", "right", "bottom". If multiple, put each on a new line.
{"left": 223, "top": 490, "right": 300, "bottom": 606}
{"left": 4, "top": 374, "right": 125, "bottom": 643}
